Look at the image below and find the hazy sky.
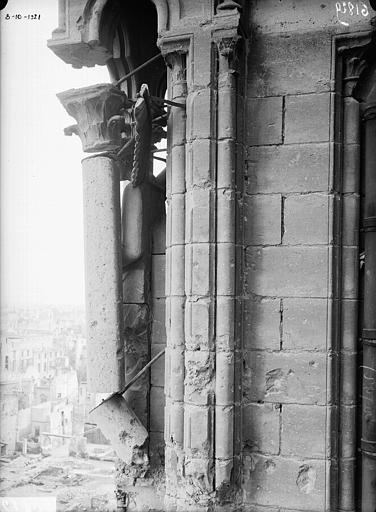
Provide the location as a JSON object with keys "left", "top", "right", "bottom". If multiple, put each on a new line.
{"left": 1, "top": 0, "right": 109, "bottom": 307}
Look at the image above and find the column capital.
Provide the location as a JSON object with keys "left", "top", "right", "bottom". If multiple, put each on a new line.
{"left": 363, "top": 102, "right": 376, "bottom": 121}
{"left": 58, "top": 83, "right": 131, "bottom": 153}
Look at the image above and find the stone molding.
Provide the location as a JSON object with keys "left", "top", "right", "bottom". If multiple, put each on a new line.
{"left": 57, "top": 83, "right": 130, "bottom": 152}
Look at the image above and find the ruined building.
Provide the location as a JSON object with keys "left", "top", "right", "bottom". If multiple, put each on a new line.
{"left": 48, "top": 1, "right": 376, "bottom": 510}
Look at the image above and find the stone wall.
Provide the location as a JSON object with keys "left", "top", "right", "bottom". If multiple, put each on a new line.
{"left": 241, "top": 2, "right": 370, "bottom": 509}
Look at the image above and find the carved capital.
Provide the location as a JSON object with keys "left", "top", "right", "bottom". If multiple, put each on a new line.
{"left": 216, "top": 0, "right": 242, "bottom": 14}
{"left": 363, "top": 102, "right": 376, "bottom": 121}
{"left": 343, "top": 49, "right": 368, "bottom": 97}
{"left": 58, "top": 84, "right": 130, "bottom": 153}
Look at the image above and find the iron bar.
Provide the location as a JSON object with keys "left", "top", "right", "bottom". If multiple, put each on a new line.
{"left": 115, "top": 53, "right": 163, "bottom": 87}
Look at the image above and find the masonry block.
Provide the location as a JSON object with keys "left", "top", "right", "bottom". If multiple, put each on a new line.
{"left": 185, "top": 350, "right": 214, "bottom": 405}
{"left": 151, "top": 343, "right": 166, "bottom": 387}
{"left": 243, "top": 403, "right": 280, "bottom": 455}
{"left": 217, "top": 189, "right": 236, "bottom": 244}
{"left": 247, "top": 97, "right": 283, "bottom": 146}
{"left": 150, "top": 386, "right": 165, "bottom": 432}
{"left": 185, "top": 189, "right": 214, "bottom": 243}
{"left": 185, "top": 298, "right": 214, "bottom": 351}
{"left": 244, "top": 297, "right": 281, "bottom": 350}
{"left": 342, "top": 247, "right": 358, "bottom": 299}
{"left": 151, "top": 299, "right": 166, "bottom": 344}
{"left": 283, "top": 298, "right": 328, "bottom": 351}
{"left": 216, "top": 297, "right": 235, "bottom": 351}
{"left": 244, "top": 195, "right": 282, "bottom": 245}
{"left": 152, "top": 215, "right": 166, "bottom": 254}
{"left": 342, "top": 194, "right": 359, "bottom": 247}
{"left": 217, "top": 139, "right": 236, "bottom": 189}
{"left": 342, "top": 144, "right": 360, "bottom": 194}
{"left": 168, "top": 193, "right": 185, "bottom": 247}
{"left": 285, "top": 93, "right": 331, "bottom": 144}
{"left": 186, "top": 139, "right": 212, "bottom": 189}
{"left": 166, "top": 296, "right": 185, "bottom": 347}
{"left": 149, "top": 432, "right": 165, "bottom": 468}
{"left": 247, "top": 32, "right": 331, "bottom": 97}
{"left": 243, "top": 454, "right": 326, "bottom": 511}
{"left": 170, "top": 144, "right": 186, "bottom": 194}
{"left": 215, "top": 405, "right": 234, "bottom": 460}
{"left": 185, "top": 243, "right": 213, "bottom": 297}
{"left": 246, "top": 246, "right": 329, "bottom": 297}
{"left": 283, "top": 194, "right": 331, "bottom": 245}
{"left": 244, "top": 351, "right": 328, "bottom": 405}
{"left": 152, "top": 254, "right": 166, "bottom": 298}
{"left": 281, "top": 404, "right": 328, "bottom": 458}
{"left": 168, "top": 245, "right": 185, "bottom": 296}
{"left": 187, "top": 89, "right": 212, "bottom": 140}
{"left": 341, "top": 299, "right": 358, "bottom": 352}
{"left": 247, "top": 143, "right": 330, "bottom": 194}
{"left": 184, "top": 405, "right": 212, "bottom": 455}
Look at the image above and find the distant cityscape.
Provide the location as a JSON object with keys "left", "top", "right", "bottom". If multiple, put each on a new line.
{"left": 0, "top": 306, "right": 107, "bottom": 456}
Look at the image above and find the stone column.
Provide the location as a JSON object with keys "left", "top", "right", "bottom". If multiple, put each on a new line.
{"left": 58, "top": 84, "right": 128, "bottom": 393}
{"left": 164, "top": 49, "right": 188, "bottom": 510}
{"left": 361, "top": 102, "right": 376, "bottom": 512}
{"left": 160, "top": 8, "right": 244, "bottom": 508}
{"left": 214, "top": 35, "right": 239, "bottom": 497}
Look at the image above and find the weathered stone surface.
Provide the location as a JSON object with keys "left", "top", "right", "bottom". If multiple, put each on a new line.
{"left": 342, "top": 194, "right": 360, "bottom": 247}
{"left": 282, "top": 298, "right": 328, "bottom": 351}
{"left": 151, "top": 343, "right": 166, "bottom": 387}
{"left": 244, "top": 195, "right": 282, "bottom": 245}
{"left": 283, "top": 194, "right": 331, "bottom": 245}
{"left": 342, "top": 144, "right": 360, "bottom": 194}
{"left": 152, "top": 216, "right": 166, "bottom": 255}
{"left": 243, "top": 403, "right": 280, "bottom": 455}
{"left": 186, "top": 139, "right": 212, "bottom": 189}
{"left": 342, "top": 247, "right": 358, "bottom": 299}
{"left": 185, "top": 350, "right": 215, "bottom": 405}
{"left": 248, "top": 0, "right": 370, "bottom": 34}
{"left": 185, "top": 244, "right": 213, "bottom": 297}
{"left": 152, "top": 254, "right": 166, "bottom": 298}
{"left": 284, "top": 93, "right": 331, "bottom": 144}
{"left": 185, "top": 189, "right": 214, "bottom": 243}
{"left": 247, "top": 97, "right": 283, "bottom": 146}
{"left": 83, "top": 156, "right": 123, "bottom": 393}
{"left": 152, "top": 299, "right": 166, "bottom": 344}
{"left": 187, "top": 89, "right": 212, "bottom": 140}
{"left": 184, "top": 405, "right": 212, "bottom": 455}
{"left": 281, "top": 404, "right": 328, "bottom": 458}
{"left": 185, "top": 298, "right": 214, "bottom": 351}
{"left": 247, "top": 32, "right": 331, "bottom": 97}
{"left": 243, "top": 454, "right": 326, "bottom": 511}
{"left": 150, "top": 386, "right": 165, "bottom": 432}
{"left": 244, "top": 351, "right": 328, "bottom": 405}
{"left": 246, "top": 247, "right": 329, "bottom": 297}
{"left": 244, "top": 297, "right": 281, "bottom": 351}
{"left": 246, "top": 143, "right": 330, "bottom": 194}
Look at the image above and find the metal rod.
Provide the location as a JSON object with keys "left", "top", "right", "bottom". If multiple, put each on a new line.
{"left": 153, "top": 156, "right": 167, "bottom": 163}
{"left": 115, "top": 53, "right": 163, "bottom": 87}
{"left": 152, "top": 148, "right": 167, "bottom": 153}
{"left": 151, "top": 96, "right": 186, "bottom": 109}
{"left": 89, "top": 349, "right": 165, "bottom": 413}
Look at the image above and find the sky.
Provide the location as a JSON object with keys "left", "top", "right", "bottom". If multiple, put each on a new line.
{"left": 0, "top": 0, "right": 110, "bottom": 307}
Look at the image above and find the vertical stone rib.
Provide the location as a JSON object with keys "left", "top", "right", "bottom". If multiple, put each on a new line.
{"left": 338, "top": 91, "right": 360, "bottom": 512}
{"left": 164, "top": 52, "right": 187, "bottom": 509}
{"left": 182, "top": 38, "right": 216, "bottom": 511}
{"left": 82, "top": 155, "right": 124, "bottom": 392}
{"left": 215, "top": 39, "right": 238, "bottom": 493}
